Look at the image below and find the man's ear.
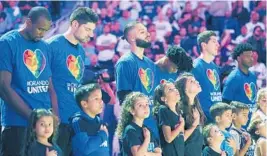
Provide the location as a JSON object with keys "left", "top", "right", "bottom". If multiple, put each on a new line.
{"left": 80, "top": 100, "right": 87, "bottom": 108}
{"left": 215, "top": 116, "right": 221, "bottom": 123}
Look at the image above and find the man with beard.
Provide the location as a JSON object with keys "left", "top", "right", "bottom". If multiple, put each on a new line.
{"left": 115, "top": 21, "right": 159, "bottom": 139}
{"left": 46, "top": 7, "right": 98, "bottom": 155}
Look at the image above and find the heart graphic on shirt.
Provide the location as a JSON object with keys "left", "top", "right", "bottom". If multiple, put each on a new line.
{"left": 206, "top": 69, "right": 220, "bottom": 90}
{"left": 23, "top": 49, "right": 46, "bottom": 78}
{"left": 244, "top": 82, "right": 257, "bottom": 102}
{"left": 66, "top": 55, "right": 84, "bottom": 81}
{"left": 160, "top": 78, "right": 175, "bottom": 84}
{"left": 138, "top": 68, "right": 154, "bottom": 93}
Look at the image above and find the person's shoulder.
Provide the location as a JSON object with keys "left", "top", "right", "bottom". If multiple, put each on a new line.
{"left": 158, "top": 105, "right": 168, "bottom": 112}
{"left": 0, "top": 30, "right": 19, "bottom": 41}
{"left": 46, "top": 34, "right": 64, "bottom": 44}
{"left": 116, "top": 53, "right": 135, "bottom": 65}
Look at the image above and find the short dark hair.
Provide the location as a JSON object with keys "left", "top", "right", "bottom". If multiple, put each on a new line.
{"left": 122, "top": 21, "right": 141, "bottom": 42}
{"left": 230, "top": 101, "right": 249, "bottom": 114}
{"left": 232, "top": 43, "right": 253, "bottom": 60}
{"left": 74, "top": 83, "right": 101, "bottom": 109}
{"left": 253, "top": 25, "right": 263, "bottom": 33}
{"left": 70, "top": 7, "right": 98, "bottom": 24}
{"left": 28, "top": 6, "right": 51, "bottom": 23}
{"left": 203, "top": 124, "right": 215, "bottom": 145}
{"left": 247, "top": 119, "right": 263, "bottom": 141}
{"left": 209, "top": 102, "right": 233, "bottom": 121}
{"left": 166, "top": 46, "right": 193, "bottom": 72}
{"left": 197, "top": 30, "right": 217, "bottom": 52}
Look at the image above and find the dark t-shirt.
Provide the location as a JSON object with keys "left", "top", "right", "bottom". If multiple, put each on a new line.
{"left": 157, "top": 105, "right": 184, "bottom": 156}
{"left": 27, "top": 141, "right": 62, "bottom": 156}
{"left": 122, "top": 122, "right": 159, "bottom": 156}
{"left": 184, "top": 125, "right": 204, "bottom": 156}
{"left": 202, "top": 146, "right": 221, "bottom": 156}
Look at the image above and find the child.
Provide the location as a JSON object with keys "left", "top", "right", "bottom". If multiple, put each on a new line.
{"left": 202, "top": 124, "right": 226, "bottom": 156}
{"left": 251, "top": 88, "right": 267, "bottom": 121}
{"left": 116, "top": 92, "right": 162, "bottom": 156}
{"left": 248, "top": 119, "right": 267, "bottom": 156}
{"left": 229, "top": 101, "right": 253, "bottom": 156}
{"left": 153, "top": 81, "right": 184, "bottom": 156}
{"left": 175, "top": 73, "right": 206, "bottom": 156}
{"left": 210, "top": 102, "right": 236, "bottom": 156}
{"left": 25, "top": 109, "right": 62, "bottom": 156}
{"left": 70, "top": 83, "right": 109, "bottom": 156}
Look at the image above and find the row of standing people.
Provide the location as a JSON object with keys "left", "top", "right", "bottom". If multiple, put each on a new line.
{"left": 0, "top": 5, "right": 262, "bottom": 156}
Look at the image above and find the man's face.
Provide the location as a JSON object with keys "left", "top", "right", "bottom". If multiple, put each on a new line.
{"left": 28, "top": 16, "right": 51, "bottom": 41}
{"left": 204, "top": 36, "right": 220, "bottom": 57}
{"left": 238, "top": 51, "right": 254, "bottom": 68}
{"left": 73, "top": 21, "right": 96, "bottom": 43}
{"left": 134, "top": 23, "right": 151, "bottom": 48}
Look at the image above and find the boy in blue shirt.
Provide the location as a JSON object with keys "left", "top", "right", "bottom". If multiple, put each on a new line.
{"left": 210, "top": 102, "right": 237, "bottom": 156}
{"left": 46, "top": 7, "right": 98, "bottom": 155}
{"left": 192, "top": 31, "right": 222, "bottom": 122}
{"left": 0, "top": 7, "right": 53, "bottom": 155}
{"left": 70, "top": 83, "right": 109, "bottom": 156}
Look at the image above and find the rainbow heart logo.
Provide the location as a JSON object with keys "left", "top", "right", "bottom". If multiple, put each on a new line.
{"left": 244, "top": 82, "right": 257, "bottom": 102}
{"left": 138, "top": 68, "right": 154, "bottom": 93}
{"left": 160, "top": 78, "right": 175, "bottom": 84}
{"left": 23, "top": 49, "right": 46, "bottom": 78}
{"left": 66, "top": 55, "right": 84, "bottom": 81}
{"left": 206, "top": 69, "right": 220, "bottom": 90}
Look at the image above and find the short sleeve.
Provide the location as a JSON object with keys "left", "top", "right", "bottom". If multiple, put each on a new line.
{"left": 126, "top": 129, "right": 142, "bottom": 148}
{"left": 0, "top": 40, "right": 13, "bottom": 73}
{"left": 158, "top": 106, "right": 171, "bottom": 127}
{"left": 115, "top": 61, "right": 134, "bottom": 91}
{"left": 222, "top": 76, "right": 237, "bottom": 101}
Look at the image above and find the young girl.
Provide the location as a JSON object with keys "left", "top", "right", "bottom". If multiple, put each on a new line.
{"left": 25, "top": 109, "right": 62, "bottom": 156}
{"left": 251, "top": 88, "right": 267, "bottom": 121}
{"left": 153, "top": 81, "right": 185, "bottom": 156}
{"left": 175, "top": 73, "right": 206, "bottom": 156}
{"left": 248, "top": 119, "right": 267, "bottom": 156}
{"left": 116, "top": 92, "right": 162, "bottom": 156}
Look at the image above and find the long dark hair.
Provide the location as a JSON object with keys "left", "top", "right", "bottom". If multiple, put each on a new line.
{"left": 175, "top": 73, "right": 206, "bottom": 128}
{"left": 24, "top": 109, "right": 59, "bottom": 156}
{"left": 153, "top": 81, "right": 181, "bottom": 117}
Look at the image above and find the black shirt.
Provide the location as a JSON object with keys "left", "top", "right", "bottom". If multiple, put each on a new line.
{"left": 122, "top": 122, "right": 159, "bottom": 156}
{"left": 158, "top": 105, "right": 184, "bottom": 156}
{"left": 184, "top": 125, "right": 204, "bottom": 156}
{"left": 27, "top": 141, "right": 62, "bottom": 156}
{"left": 202, "top": 146, "right": 221, "bottom": 156}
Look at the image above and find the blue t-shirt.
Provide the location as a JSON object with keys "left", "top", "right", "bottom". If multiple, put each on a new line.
{"left": 191, "top": 58, "right": 222, "bottom": 121}
{"left": 115, "top": 52, "right": 159, "bottom": 138}
{"left": 154, "top": 65, "right": 178, "bottom": 86}
{"left": 46, "top": 35, "right": 85, "bottom": 123}
{"left": 0, "top": 30, "right": 52, "bottom": 126}
{"left": 223, "top": 68, "right": 257, "bottom": 110}
{"left": 116, "top": 52, "right": 156, "bottom": 98}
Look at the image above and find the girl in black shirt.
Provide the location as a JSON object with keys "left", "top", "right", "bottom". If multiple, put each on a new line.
{"left": 116, "top": 92, "right": 162, "bottom": 156}
{"left": 153, "top": 81, "right": 185, "bottom": 156}
{"left": 175, "top": 73, "right": 206, "bottom": 156}
{"left": 24, "top": 109, "right": 62, "bottom": 156}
